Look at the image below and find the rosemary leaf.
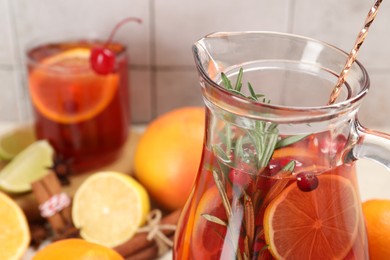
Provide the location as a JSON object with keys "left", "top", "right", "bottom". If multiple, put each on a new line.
{"left": 229, "top": 89, "right": 247, "bottom": 98}
{"left": 247, "top": 130, "right": 261, "bottom": 167}
{"left": 213, "top": 145, "right": 231, "bottom": 164}
{"left": 235, "top": 67, "right": 244, "bottom": 91}
{"left": 234, "top": 136, "right": 244, "bottom": 165}
{"left": 281, "top": 160, "right": 296, "bottom": 172}
{"left": 258, "top": 133, "right": 278, "bottom": 167}
{"left": 275, "top": 134, "right": 309, "bottom": 149}
{"left": 256, "top": 120, "right": 265, "bottom": 133}
{"left": 247, "top": 82, "right": 258, "bottom": 101}
{"left": 267, "top": 123, "right": 278, "bottom": 132}
{"left": 201, "top": 214, "right": 227, "bottom": 226}
{"left": 221, "top": 72, "right": 233, "bottom": 89}
{"left": 244, "top": 194, "right": 255, "bottom": 248}
{"left": 213, "top": 170, "right": 232, "bottom": 217}
{"left": 225, "top": 124, "right": 232, "bottom": 155}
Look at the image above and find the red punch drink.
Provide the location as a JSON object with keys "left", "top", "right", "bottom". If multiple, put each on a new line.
{"left": 174, "top": 132, "right": 368, "bottom": 259}
{"left": 27, "top": 41, "right": 129, "bottom": 171}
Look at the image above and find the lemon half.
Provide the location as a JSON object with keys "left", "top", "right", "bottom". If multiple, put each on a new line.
{"left": 72, "top": 171, "right": 150, "bottom": 248}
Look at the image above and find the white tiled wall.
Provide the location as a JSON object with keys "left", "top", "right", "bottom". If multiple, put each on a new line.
{"left": 1, "top": 0, "right": 390, "bottom": 129}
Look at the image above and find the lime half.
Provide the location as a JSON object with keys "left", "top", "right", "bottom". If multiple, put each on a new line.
{"left": 0, "top": 140, "right": 54, "bottom": 193}
{"left": 0, "top": 126, "right": 36, "bottom": 161}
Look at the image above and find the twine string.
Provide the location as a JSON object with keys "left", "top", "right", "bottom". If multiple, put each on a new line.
{"left": 137, "top": 209, "right": 177, "bottom": 255}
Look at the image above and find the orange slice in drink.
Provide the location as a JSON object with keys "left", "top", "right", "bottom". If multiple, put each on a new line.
{"left": 264, "top": 174, "right": 359, "bottom": 260}
{"left": 28, "top": 48, "right": 119, "bottom": 124}
{"left": 273, "top": 147, "right": 317, "bottom": 159}
{"left": 192, "top": 187, "right": 226, "bottom": 254}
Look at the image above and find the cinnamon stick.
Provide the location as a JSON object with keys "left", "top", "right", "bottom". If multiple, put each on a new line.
{"left": 114, "top": 209, "right": 181, "bottom": 257}
{"left": 31, "top": 171, "right": 73, "bottom": 235}
{"left": 42, "top": 171, "right": 72, "bottom": 224}
{"left": 125, "top": 233, "right": 174, "bottom": 260}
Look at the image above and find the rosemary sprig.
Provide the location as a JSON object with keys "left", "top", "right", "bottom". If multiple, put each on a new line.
{"left": 212, "top": 170, "right": 232, "bottom": 217}
{"left": 218, "top": 69, "right": 306, "bottom": 169}
{"left": 202, "top": 68, "right": 309, "bottom": 258}
{"left": 243, "top": 193, "right": 255, "bottom": 247}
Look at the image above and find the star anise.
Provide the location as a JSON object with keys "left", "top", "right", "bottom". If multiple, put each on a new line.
{"left": 49, "top": 154, "right": 73, "bottom": 186}
{"left": 29, "top": 224, "right": 50, "bottom": 249}
{"left": 52, "top": 225, "right": 80, "bottom": 242}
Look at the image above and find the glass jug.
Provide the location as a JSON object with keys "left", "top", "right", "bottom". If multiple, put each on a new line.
{"left": 173, "top": 32, "right": 390, "bottom": 260}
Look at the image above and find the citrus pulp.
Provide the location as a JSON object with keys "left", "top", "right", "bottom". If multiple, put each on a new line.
{"left": 72, "top": 171, "right": 150, "bottom": 247}
{"left": 264, "top": 174, "right": 359, "bottom": 259}
{"left": 0, "top": 191, "right": 30, "bottom": 260}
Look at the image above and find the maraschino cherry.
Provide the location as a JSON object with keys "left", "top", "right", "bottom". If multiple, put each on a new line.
{"left": 90, "top": 17, "right": 142, "bottom": 75}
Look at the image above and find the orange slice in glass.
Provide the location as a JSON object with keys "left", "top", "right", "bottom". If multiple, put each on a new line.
{"left": 28, "top": 48, "right": 119, "bottom": 124}
{"left": 264, "top": 174, "right": 359, "bottom": 260}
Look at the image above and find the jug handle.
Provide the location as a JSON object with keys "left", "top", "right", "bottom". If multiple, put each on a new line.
{"left": 349, "top": 120, "right": 390, "bottom": 169}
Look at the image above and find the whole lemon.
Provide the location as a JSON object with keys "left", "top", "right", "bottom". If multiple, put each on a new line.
{"left": 134, "top": 107, "right": 205, "bottom": 210}
{"left": 362, "top": 199, "right": 390, "bottom": 260}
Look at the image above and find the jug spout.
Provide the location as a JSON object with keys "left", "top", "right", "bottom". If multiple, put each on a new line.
{"left": 193, "top": 32, "right": 253, "bottom": 83}
{"left": 193, "top": 36, "right": 222, "bottom": 82}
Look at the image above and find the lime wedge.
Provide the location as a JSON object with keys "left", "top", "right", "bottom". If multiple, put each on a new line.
{"left": 0, "top": 126, "right": 36, "bottom": 161}
{"left": 0, "top": 140, "right": 54, "bottom": 193}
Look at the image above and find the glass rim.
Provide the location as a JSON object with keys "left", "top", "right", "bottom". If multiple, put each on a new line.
{"left": 193, "top": 31, "right": 370, "bottom": 123}
{"left": 26, "top": 32, "right": 127, "bottom": 72}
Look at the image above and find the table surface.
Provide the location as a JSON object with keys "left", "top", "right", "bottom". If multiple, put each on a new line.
{"left": 0, "top": 123, "right": 386, "bottom": 260}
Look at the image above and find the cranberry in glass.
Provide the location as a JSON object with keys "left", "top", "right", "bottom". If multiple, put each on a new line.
{"left": 296, "top": 172, "right": 319, "bottom": 192}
